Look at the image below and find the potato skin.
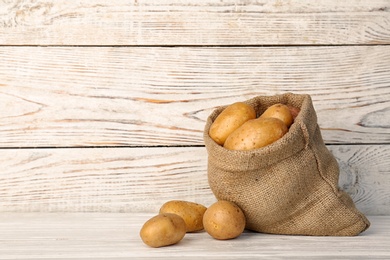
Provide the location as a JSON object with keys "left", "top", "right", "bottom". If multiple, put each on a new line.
{"left": 260, "top": 103, "right": 293, "bottom": 127}
{"left": 203, "top": 200, "right": 246, "bottom": 240}
{"left": 287, "top": 105, "right": 300, "bottom": 121}
{"left": 209, "top": 102, "right": 256, "bottom": 145}
{"left": 159, "top": 200, "right": 207, "bottom": 232}
{"left": 224, "top": 117, "right": 288, "bottom": 151}
{"left": 140, "top": 213, "right": 186, "bottom": 248}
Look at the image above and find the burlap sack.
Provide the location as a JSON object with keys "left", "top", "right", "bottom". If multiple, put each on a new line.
{"left": 204, "top": 93, "right": 370, "bottom": 236}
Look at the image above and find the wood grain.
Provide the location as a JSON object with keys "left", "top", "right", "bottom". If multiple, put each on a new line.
{"left": 1, "top": 46, "right": 389, "bottom": 147}
{"left": 0, "top": 147, "right": 215, "bottom": 212}
{"left": 0, "top": 213, "right": 388, "bottom": 259}
{"left": 0, "top": 145, "right": 388, "bottom": 214}
{"left": 1, "top": 0, "right": 389, "bottom": 45}
{"left": 331, "top": 145, "right": 390, "bottom": 215}
{"left": 0, "top": 4, "right": 389, "bottom": 258}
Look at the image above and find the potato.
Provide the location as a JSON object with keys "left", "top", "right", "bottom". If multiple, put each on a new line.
{"left": 287, "top": 105, "right": 300, "bottom": 121}
{"left": 203, "top": 200, "right": 246, "bottom": 240}
{"left": 259, "top": 103, "right": 293, "bottom": 127}
{"left": 224, "top": 117, "right": 288, "bottom": 151}
{"left": 159, "top": 200, "right": 207, "bottom": 232}
{"left": 209, "top": 102, "right": 256, "bottom": 145}
{"left": 140, "top": 213, "right": 186, "bottom": 248}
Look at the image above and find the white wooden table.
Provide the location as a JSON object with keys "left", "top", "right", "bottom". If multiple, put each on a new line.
{"left": 0, "top": 213, "right": 388, "bottom": 259}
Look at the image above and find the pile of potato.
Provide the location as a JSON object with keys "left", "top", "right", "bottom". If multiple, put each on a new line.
{"left": 140, "top": 200, "right": 246, "bottom": 248}
{"left": 209, "top": 102, "right": 300, "bottom": 150}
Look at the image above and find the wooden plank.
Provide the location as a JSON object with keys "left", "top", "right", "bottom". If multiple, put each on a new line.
{"left": 331, "top": 145, "right": 390, "bottom": 215}
{"left": 0, "top": 213, "right": 388, "bottom": 259}
{"left": 0, "top": 145, "right": 388, "bottom": 214}
{"left": 0, "top": 147, "right": 215, "bottom": 212}
{"left": 1, "top": 0, "right": 389, "bottom": 45}
{"left": 0, "top": 46, "right": 389, "bottom": 147}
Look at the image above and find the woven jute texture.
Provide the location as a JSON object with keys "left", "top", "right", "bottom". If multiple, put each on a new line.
{"left": 204, "top": 93, "right": 370, "bottom": 236}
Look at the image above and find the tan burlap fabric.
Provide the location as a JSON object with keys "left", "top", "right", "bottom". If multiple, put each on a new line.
{"left": 204, "top": 93, "right": 370, "bottom": 236}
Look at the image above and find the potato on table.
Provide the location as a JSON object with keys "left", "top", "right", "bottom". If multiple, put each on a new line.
{"left": 160, "top": 200, "right": 207, "bottom": 232}
{"left": 140, "top": 213, "right": 186, "bottom": 248}
{"left": 203, "top": 200, "right": 246, "bottom": 240}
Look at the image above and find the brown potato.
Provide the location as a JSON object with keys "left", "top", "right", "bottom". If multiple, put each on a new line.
{"left": 140, "top": 213, "right": 186, "bottom": 248}
{"left": 209, "top": 102, "right": 256, "bottom": 145}
{"left": 224, "top": 117, "right": 288, "bottom": 151}
{"left": 203, "top": 200, "right": 246, "bottom": 240}
{"left": 259, "top": 103, "right": 293, "bottom": 127}
{"left": 159, "top": 200, "right": 207, "bottom": 232}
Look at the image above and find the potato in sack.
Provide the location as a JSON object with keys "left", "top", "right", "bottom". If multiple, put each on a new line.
{"left": 259, "top": 103, "right": 294, "bottom": 127}
{"left": 224, "top": 117, "right": 287, "bottom": 151}
{"left": 209, "top": 102, "right": 256, "bottom": 145}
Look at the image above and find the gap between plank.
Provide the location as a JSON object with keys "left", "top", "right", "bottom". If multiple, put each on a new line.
{"left": 0, "top": 44, "right": 389, "bottom": 48}
{"left": 0, "top": 143, "right": 387, "bottom": 150}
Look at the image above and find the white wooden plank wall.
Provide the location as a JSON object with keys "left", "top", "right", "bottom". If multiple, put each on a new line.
{"left": 0, "top": 0, "right": 389, "bottom": 215}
